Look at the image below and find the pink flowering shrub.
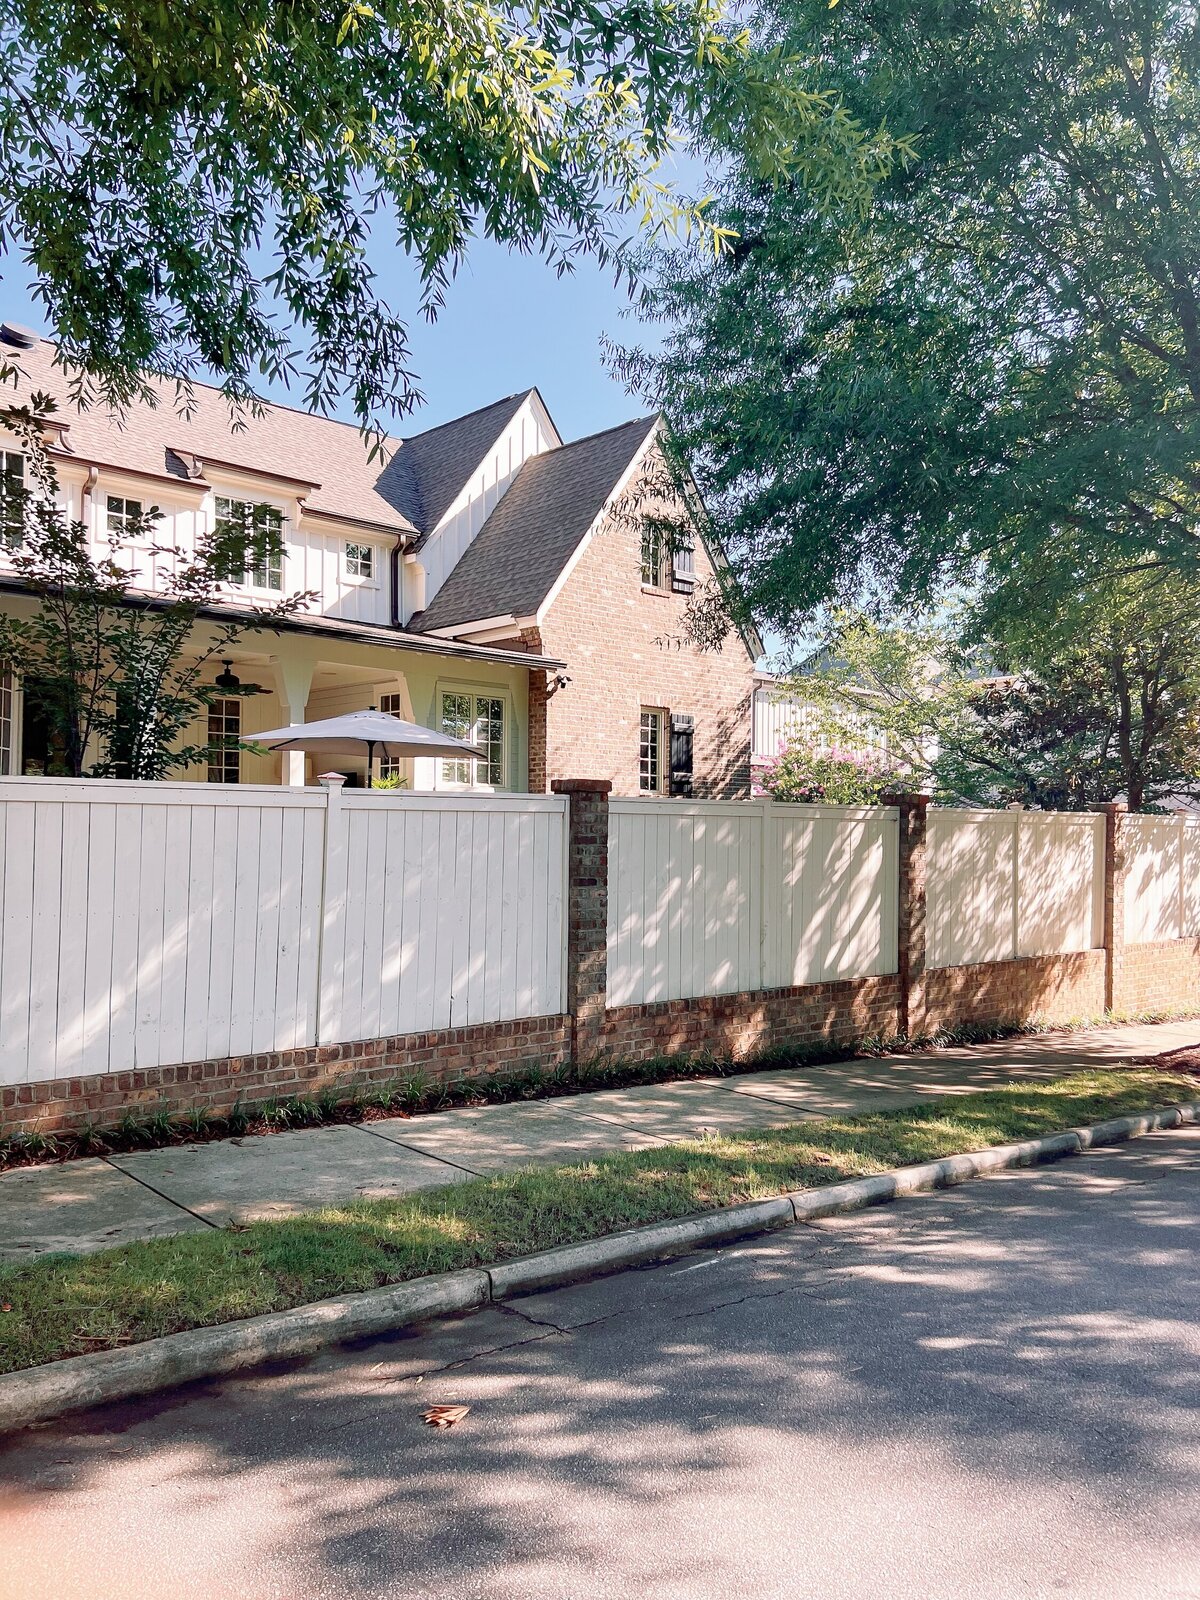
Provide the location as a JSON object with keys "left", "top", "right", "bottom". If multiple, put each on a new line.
{"left": 756, "top": 735, "right": 895, "bottom": 805}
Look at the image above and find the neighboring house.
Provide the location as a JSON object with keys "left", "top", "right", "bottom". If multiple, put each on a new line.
{"left": 0, "top": 322, "right": 756, "bottom": 793}
{"left": 751, "top": 672, "right": 897, "bottom": 786}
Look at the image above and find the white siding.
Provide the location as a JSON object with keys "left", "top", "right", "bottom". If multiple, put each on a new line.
{"left": 927, "top": 809, "right": 1104, "bottom": 969}
{"left": 417, "top": 397, "right": 558, "bottom": 611}
{"left": 606, "top": 799, "right": 898, "bottom": 1007}
{"left": 0, "top": 779, "right": 567, "bottom": 1088}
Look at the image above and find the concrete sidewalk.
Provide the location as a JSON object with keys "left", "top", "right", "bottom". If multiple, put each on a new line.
{"left": 2, "top": 1017, "right": 1196, "bottom": 1262}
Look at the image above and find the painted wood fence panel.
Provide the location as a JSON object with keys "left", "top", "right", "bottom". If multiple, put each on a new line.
{"left": 927, "top": 810, "right": 1104, "bottom": 970}
{"left": 318, "top": 791, "right": 567, "bottom": 1043}
{"left": 1124, "top": 814, "right": 1200, "bottom": 944}
{"left": 606, "top": 799, "right": 898, "bottom": 1007}
{"left": 0, "top": 779, "right": 567, "bottom": 1089}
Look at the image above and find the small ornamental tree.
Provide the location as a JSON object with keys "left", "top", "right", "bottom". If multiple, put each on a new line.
{"left": 756, "top": 734, "right": 896, "bottom": 805}
{"left": 0, "top": 401, "right": 313, "bottom": 778}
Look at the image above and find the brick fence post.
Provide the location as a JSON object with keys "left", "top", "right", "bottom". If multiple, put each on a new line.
{"left": 884, "top": 792, "right": 929, "bottom": 1039}
{"left": 1101, "top": 801, "right": 1128, "bottom": 1014}
{"left": 551, "top": 778, "right": 612, "bottom": 1067}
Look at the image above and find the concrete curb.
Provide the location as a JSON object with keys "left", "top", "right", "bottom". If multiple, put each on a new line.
{"left": 1, "top": 1100, "right": 1196, "bottom": 1433}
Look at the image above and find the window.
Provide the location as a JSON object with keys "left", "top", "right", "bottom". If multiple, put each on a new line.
{"left": 640, "top": 708, "right": 665, "bottom": 793}
{"left": 440, "top": 690, "right": 505, "bottom": 788}
{"left": 640, "top": 524, "right": 668, "bottom": 589}
{"left": 106, "top": 495, "right": 144, "bottom": 538}
{"left": 207, "top": 697, "right": 241, "bottom": 783}
{"left": 0, "top": 669, "right": 14, "bottom": 775}
{"left": 345, "top": 542, "right": 375, "bottom": 580}
{"left": 214, "top": 496, "right": 284, "bottom": 590}
{"left": 1, "top": 451, "right": 24, "bottom": 548}
{"left": 378, "top": 691, "right": 405, "bottom": 780}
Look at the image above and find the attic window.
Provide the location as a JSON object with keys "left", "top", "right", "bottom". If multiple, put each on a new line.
{"left": 640, "top": 525, "right": 669, "bottom": 589}
{"left": 0, "top": 451, "right": 24, "bottom": 548}
{"left": 345, "top": 542, "right": 374, "bottom": 579}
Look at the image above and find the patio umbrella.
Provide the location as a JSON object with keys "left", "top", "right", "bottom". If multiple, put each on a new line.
{"left": 249, "top": 708, "right": 483, "bottom": 787}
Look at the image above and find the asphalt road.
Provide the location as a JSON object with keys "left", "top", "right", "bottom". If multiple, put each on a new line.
{"left": 2, "top": 1129, "right": 1199, "bottom": 1600}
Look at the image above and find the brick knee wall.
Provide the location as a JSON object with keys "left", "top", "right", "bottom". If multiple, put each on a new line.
{"left": 597, "top": 975, "right": 902, "bottom": 1063}
{"left": 1117, "top": 938, "right": 1200, "bottom": 1017}
{"left": 923, "top": 952, "right": 1107, "bottom": 1033}
{"left": 0, "top": 1016, "right": 571, "bottom": 1139}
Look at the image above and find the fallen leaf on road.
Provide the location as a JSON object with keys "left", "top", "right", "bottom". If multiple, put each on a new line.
{"left": 423, "top": 1404, "right": 470, "bottom": 1429}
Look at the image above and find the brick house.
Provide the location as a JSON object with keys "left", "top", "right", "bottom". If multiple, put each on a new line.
{"left": 0, "top": 327, "right": 757, "bottom": 792}
{"left": 412, "top": 406, "right": 761, "bottom": 796}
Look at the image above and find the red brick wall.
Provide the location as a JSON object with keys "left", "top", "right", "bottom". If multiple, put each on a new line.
{"left": 599, "top": 976, "right": 902, "bottom": 1063}
{"left": 923, "top": 952, "right": 1107, "bottom": 1034}
{"left": 1117, "top": 938, "right": 1200, "bottom": 1017}
{"left": 0, "top": 1016, "right": 571, "bottom": 1139}
{"left": 528, "top": 450, "right": 757, "bottom": 798}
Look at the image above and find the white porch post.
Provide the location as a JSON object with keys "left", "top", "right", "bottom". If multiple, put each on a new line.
{"left": 271, "top": 654, "right": 315, "bottom": 786}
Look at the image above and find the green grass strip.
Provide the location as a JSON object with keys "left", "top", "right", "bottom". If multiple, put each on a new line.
{"left": 1, "top": 1069, "right": 1195, "bottom": 1375}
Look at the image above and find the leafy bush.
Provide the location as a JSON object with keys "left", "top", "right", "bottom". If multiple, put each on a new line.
{"left": 756, "top": 736, "right": 896, "bottom": 805}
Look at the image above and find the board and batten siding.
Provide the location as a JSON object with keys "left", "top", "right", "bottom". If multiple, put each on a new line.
{"left": 1123, "top": 813, "right": 1200, "bottom": 945}
{"left": 0, "top": 780, "right": 567, "bottom": 1089}
{"left": 606, "top": 799, "right": 898, "bottom": 1008}
{"left": 926, "top": 809, "right": 1104, "bottom": 970}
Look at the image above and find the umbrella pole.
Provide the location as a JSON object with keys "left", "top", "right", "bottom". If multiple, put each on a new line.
{"left": 367, "top": 740, "right": 375, "bottom": 789}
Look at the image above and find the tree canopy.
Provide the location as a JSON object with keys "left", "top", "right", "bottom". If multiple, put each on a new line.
{"left": 621, "top": 0, "right": 1200, "bottom": 636}
{"left": 0, "top": 0, "right": 896, "bottom": 429}
{"left": 793, "top": 574, "right": 1200, "bottom": 810}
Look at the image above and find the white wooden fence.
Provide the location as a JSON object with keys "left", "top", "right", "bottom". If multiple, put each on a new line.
{"left": 606, "top": 799, "right": 899, "bottom": 1007}
{"left": 0, "top": 779, "right": 567, "bottom": 1088}
{"left": 927, "top": 809, "right": 1104, "bottom": 969}
{"left": 1123, "top": 814, "right": 1200, "bottom": 944}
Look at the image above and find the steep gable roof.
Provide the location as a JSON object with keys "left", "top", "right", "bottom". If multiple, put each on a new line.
{"left": 400, "top": 390, "right": 539, "bottom": 542}
{"left": 413, "top": 414, "right": 657, "bottom": 634}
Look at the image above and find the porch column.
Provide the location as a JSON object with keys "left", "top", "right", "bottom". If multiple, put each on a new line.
{"left": 272, "top": 655, "right": 315, "bottom": 786}
{"left": 551, "top": 778, "right": 611, "bottom": 1066}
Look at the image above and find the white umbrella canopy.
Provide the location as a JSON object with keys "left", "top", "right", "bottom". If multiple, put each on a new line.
{"left": 249, "top": 709, "right": 483, "bottom": 785}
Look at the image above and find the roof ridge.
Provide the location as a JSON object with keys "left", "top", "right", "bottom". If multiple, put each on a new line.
{"left": 401, "top": 388, "right": 535, "bottom": 445}
{"left": 549, "top": 413, "right": 659, "bottom": 454}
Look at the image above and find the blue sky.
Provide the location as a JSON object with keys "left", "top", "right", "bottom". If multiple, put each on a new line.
{"left": 2, "top": 236, "right": 659, "bottom": 445}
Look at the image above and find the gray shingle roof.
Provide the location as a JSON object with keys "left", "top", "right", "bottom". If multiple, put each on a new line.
{"left": 401, "top": 390, "right": 536, "bottom": 541}
{"left": 4, "top": 335, "right": 534, "bottom": 540}
{"left": 413, "top": 414, "right": 658, "bottom": 634}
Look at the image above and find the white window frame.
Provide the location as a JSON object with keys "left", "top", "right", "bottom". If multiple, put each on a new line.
{"left": 0, "top": 667, "right": 18, "bottom": 776}
{"left": 105, "top": 493, "right": 144, "bottom": 539}
{"left": 639, "top": 706, "right": 667, "bottom": 794}
{"left": 377, "top": 689, "right": 407, "bottom": 780}
{"left": 213, "top": 494, "right": 285, "bottom": 592}
{"left": 640, "top": 523, "right": 669, "bottom": 590}
{"left": 207, "top": 696, "right": 242, "bottom": 783}
{"left": 435, "top": 683, "right": 511, "bottom": 791}
{"left": 344, "top": 541, "right": 377, "bottom": 583}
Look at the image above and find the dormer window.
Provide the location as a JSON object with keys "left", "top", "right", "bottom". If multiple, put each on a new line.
{"left": 0, "top": 451, "right": 24, "bottom": 548}
{"left": 214, "top": 495, "right": 284, "bottom": 590}
{"left": 345, "top": 542, "right": 374, "bottom": 580}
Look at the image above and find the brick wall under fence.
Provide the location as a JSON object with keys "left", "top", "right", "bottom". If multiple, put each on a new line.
{"left": 923, "top": 952, "right": 1107, "bottom": 1035}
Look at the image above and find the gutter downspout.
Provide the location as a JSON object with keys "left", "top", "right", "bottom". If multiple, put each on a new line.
{"left": 390, "top": 532, "right": 408, "bottom": 627}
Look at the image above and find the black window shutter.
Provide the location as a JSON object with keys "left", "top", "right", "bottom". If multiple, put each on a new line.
{"left": 670, "top": 713, "right": 694, "bottom": 796}
{"left": 671, "top": 536, "right": 695, "bottom": 593}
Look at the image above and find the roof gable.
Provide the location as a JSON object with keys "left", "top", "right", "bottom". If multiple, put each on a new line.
{"left": 412, "top": 414, "right": 657, "bottom": 634}
{"left": 400, "top": 390, "right": 543, "bottom": 542}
